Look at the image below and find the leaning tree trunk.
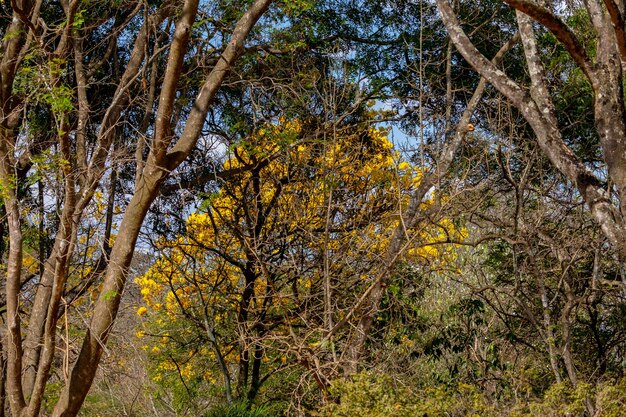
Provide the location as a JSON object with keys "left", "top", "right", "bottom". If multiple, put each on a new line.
{"left": 0, "top": 0, "right": 274, "bottom": 416}
{"left": 51, "top": 1, "right": 273, "bottom": 415}
{"left": 437, "top": 0, "right": 626, "bottom": 261}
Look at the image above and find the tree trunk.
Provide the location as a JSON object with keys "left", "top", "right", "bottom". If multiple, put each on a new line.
{"left": 50, "top": 1, "right": 273, "bottom": 414}
{"left": 437, "top": 0, "right": 626, "bottom": 261}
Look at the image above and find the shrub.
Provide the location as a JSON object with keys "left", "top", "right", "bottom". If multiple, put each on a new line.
{"left": 204, "top": 401, "right": 272, "bottom": 417}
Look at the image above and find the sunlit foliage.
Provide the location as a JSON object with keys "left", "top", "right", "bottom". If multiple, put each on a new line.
{"left": 135, "top": 118, "right": 465, "bottom": 409}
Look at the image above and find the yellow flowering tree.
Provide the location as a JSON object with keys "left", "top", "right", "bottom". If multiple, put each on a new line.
{"left": 135, "top": 118, "right": 465, "bottom": 409}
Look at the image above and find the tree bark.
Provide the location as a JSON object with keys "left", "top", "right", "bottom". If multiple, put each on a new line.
{"left": 437, "top": 0, "right": 626, "bottom": 261}
{"left": 51, "top": 1, "right": 273, "bottom": 414}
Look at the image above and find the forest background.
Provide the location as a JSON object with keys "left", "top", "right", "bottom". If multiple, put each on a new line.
{"left": 1, "top": 0, "right": 626, "bottom": 416}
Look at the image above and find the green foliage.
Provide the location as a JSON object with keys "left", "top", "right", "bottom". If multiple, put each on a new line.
{"left": 507, "top": 379, "right": 626, "bottom": 417}
{"left": 0, "top": 174, "right": 16, "bottom": 199}
{"left": 42, "top": 381, "right": 63, "bottom": 414}
{"left": 2, "top": 28, "right": 23, "bottom": 41}
{"left": 315, "top": 372, "right": 416, "bottom": 417}
{"left": 316, "top": 372, "right": 501, "bottom": 417}
{"left": 523, "top": 382, "right": 590, "bottom": 417}
{"left": 595, "top": 379, "right": 626, "bottom": 417}
{"left": 318, "top": 373, "right": 626, "bottom": 417}
{"left": 42, "top": 85, "right": 74, "bottom": 114}
{"left": 79, "top": 391, "right": 125, "bottom": 417}
{"left": 102, "top": 290, "right": 118, "bottom": 301}
{"left": 277, "top": 0, "right": 313, "bottom": 18}
{"left": 506, "top": 381, "right": 593, "bottom": 417}
{"left": 72, "top": 9, "right": 86, "bottom": 28}
{"left": 204, "top": 401, "right": 272, "bottom": 417}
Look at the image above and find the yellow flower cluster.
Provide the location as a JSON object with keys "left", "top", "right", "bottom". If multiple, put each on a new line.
{"left": 133, "top": 118, "right": 467, "bottom": 389}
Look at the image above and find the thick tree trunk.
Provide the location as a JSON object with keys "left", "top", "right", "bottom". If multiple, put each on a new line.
{"left": 52, "top": 168, "right": 166, "bottom": 417}
{"left": 0, "top": 130, "right": 27, "bottom": 417}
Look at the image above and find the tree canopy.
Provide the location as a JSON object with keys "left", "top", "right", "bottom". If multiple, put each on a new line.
{"left": 0, "top": 0, "right": 625, "bottom": 416}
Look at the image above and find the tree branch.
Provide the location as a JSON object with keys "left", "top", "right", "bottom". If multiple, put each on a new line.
{"left": 503, "top": 0, "right": 597, "bottom": 84}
